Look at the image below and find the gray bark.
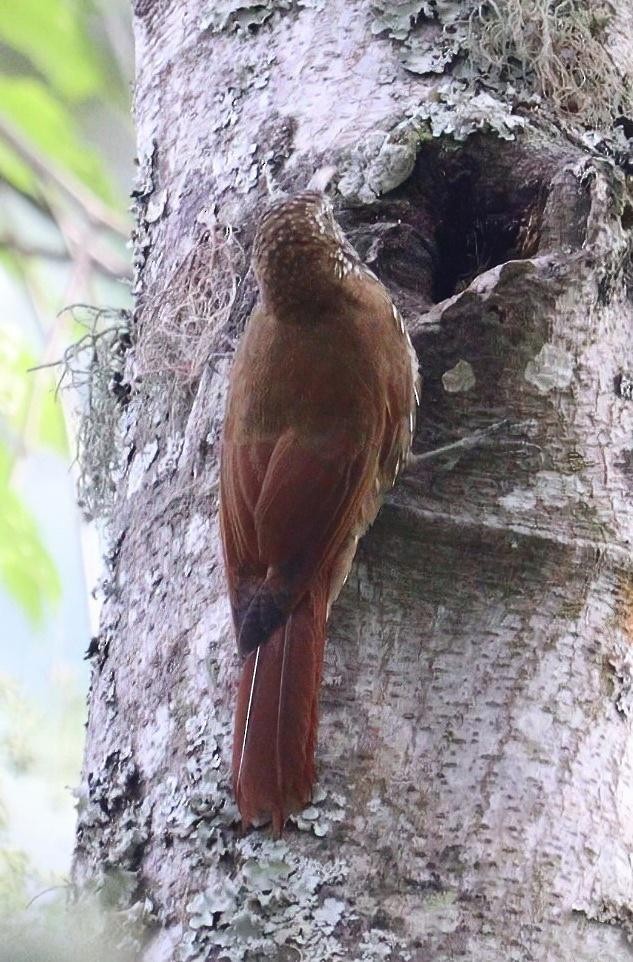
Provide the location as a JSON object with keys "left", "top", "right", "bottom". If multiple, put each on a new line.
{"left": 73, "top": 2, "right": 633, "bottom": 960}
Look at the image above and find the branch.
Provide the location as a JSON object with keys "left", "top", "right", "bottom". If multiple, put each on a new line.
{"left": 0, "top": 233, "right": 66, "bottom": 262}
{"left": 403, "top": 419, "right": 534, "bottom": 480}
{"left": 0, "top": 232, "right": 130, "bottom": 280}
{"left": 0, "top": 115, "right": 129, "bottom": 237}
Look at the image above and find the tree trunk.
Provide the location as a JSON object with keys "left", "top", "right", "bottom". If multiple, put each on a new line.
{"left": 73, "top": 2, "right": 633, "bottom": 960}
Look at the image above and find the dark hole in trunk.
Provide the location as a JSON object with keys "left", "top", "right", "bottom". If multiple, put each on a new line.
{"left": 344, "top": 134, "right": 571, "bottom": 307}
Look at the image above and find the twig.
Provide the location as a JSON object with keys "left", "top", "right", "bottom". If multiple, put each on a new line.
{"left": 0, "top": 233, "right": 66, "bottom": 261}
{"left": 404, "top": 419, "right": 528, "bottom": 475}
{"left": 26, "top": 359, "right": 64, "bottom": 373}
{"left": 0, "top": 115, "right": 128, "bottom": 237}
{"left": 58, "top": 303, "right": 127, "bottom": 320}
{"left": 24, "top": 883, "right": 69, "bottom": 910}
{"left": 0, "top": 230, "right": 130, "bottom": 280}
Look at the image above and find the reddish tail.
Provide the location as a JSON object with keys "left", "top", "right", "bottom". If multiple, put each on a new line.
{"left": 232, "top": 584, "right": 327, "bottom": 835}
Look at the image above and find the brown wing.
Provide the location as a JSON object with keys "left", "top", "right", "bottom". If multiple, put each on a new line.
{"left": 220, "top": 428, "right": 376, "bottom": 656}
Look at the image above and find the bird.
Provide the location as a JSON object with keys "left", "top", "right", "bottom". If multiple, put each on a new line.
{"left": 219, "top": 188, "right": 419, "bottom": 834}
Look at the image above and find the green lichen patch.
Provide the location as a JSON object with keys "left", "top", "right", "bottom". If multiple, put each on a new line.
{"left": 338, "top": 119, "right": 430, "bottom": 204}
{"left": 419, "top": 87, "right": 527, "bottom": 140}
{"left": 179, "top": 835, "right": 351, "bottom": 961}
{"left": 164, "top": 707, "right": 357, "bottom": 959}
{"left": 372, "top": 0, "right": 468, "bottom": 76}
{"left": 372, "top": 0, "right": 632, "bottom": 127}
{"left": 337, "top": 90, "right": 526, "bottom": 204}
{"left": 290, "top": 785, "right": 348, "bottom": 837}
{"left": 371, "top": 0, "right": 434, "bottom": 41}
{"left": 74, "top": 738, "right": 155, "bottom": 914}
{"left": 573, "top": 898, "right": 633, "bottom": 943}
{"left": 203, "top": 0, "right": 293, "bottom": 33}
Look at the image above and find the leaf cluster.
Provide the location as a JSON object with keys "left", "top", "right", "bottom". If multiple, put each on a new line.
{"left": 0, "top": 0, "right": 132, "bottom": 620}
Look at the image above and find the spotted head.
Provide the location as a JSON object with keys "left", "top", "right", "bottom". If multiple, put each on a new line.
{"left": 252, "top": 191, "right": 362, "bottom": 319}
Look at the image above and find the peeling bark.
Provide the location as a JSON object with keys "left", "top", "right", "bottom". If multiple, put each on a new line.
{"left": 74, "top": 2, "right": 633, "bottom": 960}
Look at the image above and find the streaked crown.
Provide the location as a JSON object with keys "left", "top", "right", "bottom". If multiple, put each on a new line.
{"left": 252, "top": 192, "right": 362, "bottom": 316}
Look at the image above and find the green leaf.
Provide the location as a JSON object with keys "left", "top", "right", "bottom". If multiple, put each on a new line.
{"left": 0, "top": 329, "right": 30, "bottom": 432}
{"left": 0, "top": 849, "right": 29, "bottom": 915}
{"left": 0, "top": 444, "right": 61, "bottom": 625}
{"left": 0, "top": 77, "right": 113, "bottom": 201}
{"left": 0, "top": 327, "right": 67, "bottom": 456}
{"left": 0, "top": 0, "right": 104, "bottom": 102}
{"left": 37, "top": 387, "right": 67, "bottom": 457}
{"left": 0, "top": 138, "right": 37, "bottom": 196}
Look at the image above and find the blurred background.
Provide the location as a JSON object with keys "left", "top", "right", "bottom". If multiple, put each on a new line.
{"left": 0, "top": 0, "right": 133, "bottom": 920}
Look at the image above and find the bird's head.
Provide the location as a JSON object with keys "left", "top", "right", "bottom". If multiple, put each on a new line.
{"left": 252, "top": 191, "right": 362, "bottom": 319}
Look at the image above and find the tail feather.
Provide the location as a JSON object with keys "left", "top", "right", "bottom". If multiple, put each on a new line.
{"left": 232, "top": 584, "right": 327, "bottom": 834}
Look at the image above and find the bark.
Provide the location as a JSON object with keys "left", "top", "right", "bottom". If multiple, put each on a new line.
{"left": 73, "top": 2, "right": 633, "bottom": 961}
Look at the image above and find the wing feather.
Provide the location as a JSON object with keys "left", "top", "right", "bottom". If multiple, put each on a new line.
{"left": 221, "top": 429, "right": 376, "bottom": 654}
